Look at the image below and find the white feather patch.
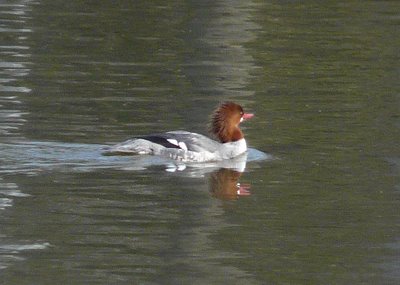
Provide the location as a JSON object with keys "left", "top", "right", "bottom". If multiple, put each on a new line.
{"left": 178, "top": 142, "right": 188, "bottom": 151}
{"left": 166, "top": 138, "right": 188, "bottom": 151}
{"left": 167, "top": 139, "right": 179, "bottom": 146}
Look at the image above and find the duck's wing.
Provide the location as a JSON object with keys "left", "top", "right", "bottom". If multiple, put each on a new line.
{"left": 104, "top": 131, "right": 221, "bottom": 156}
{"left": 144, "top": 131, "right": 220, "bottom": 152}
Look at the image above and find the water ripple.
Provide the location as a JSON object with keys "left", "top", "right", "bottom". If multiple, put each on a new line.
{"left": 0, "top": 2, "right": 32, "bottom": 140}
{"left": 0, "top": 198, "right": 13, "bottom": 210}
{"left": 0, "top": 86, "right": 31, "bottom": 93}
{"left": 0, "top": 242, "right": 51, "bottom": 270}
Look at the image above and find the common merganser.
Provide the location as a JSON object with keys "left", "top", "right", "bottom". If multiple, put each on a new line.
{"left": 104, "top": 102, "right": 254, "bottom": 162}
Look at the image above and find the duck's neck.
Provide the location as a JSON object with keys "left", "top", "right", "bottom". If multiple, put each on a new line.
{"left": 219, "top": 126, "right": 243, "bottom": 143}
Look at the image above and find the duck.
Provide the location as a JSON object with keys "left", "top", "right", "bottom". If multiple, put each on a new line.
{"left": 104, "top": 102, "right": 254, "bottom": 162}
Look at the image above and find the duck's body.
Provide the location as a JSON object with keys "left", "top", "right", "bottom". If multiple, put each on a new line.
{"left": 107, "top": 130, "right": 247, "bottom": 162}
{"left": 104, "top": 102, "right": 253, "bottom": 162}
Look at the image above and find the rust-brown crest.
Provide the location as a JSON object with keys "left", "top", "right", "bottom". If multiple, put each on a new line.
{"left": 209, "top": 102, "right": 244, "bottom": 143}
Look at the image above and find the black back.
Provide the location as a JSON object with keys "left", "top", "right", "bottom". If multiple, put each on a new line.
{"left": 138, "top": 135, "right": 181, "bottom": 149}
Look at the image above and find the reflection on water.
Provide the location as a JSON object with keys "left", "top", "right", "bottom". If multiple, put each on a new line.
{"left": 185, "top": 0, "right": 260, "bottom": 98}
{"left": 210, "top": 168, "right": 251, "bottom": 200}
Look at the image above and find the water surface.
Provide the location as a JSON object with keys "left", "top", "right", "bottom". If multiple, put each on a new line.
{"left": 0, "top": 1, "right": 399, "bottom": 284}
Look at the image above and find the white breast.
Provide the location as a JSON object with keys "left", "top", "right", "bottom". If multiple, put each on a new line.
{"left": 218, "top": 138, "right": 247, "bottom": 160}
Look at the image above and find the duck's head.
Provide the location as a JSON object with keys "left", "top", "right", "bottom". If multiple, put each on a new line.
{"left": 209, "top": 102, "right": 254, "bottom": 143}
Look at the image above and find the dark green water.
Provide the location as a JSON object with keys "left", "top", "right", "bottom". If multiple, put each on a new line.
{"left": 0, "top": 1, "right": 399, "bottom": 284}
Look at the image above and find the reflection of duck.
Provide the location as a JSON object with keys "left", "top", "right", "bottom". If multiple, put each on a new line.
{"left": 104, "top": 102, "right": 254, "bottom": 162}
{"left": 209, "top": 168, "right": 251, "bottom": 200}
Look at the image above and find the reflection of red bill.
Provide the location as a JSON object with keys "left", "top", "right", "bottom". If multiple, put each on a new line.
{"left": 237, "top": 183, "right": 251, "bottom": 196}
